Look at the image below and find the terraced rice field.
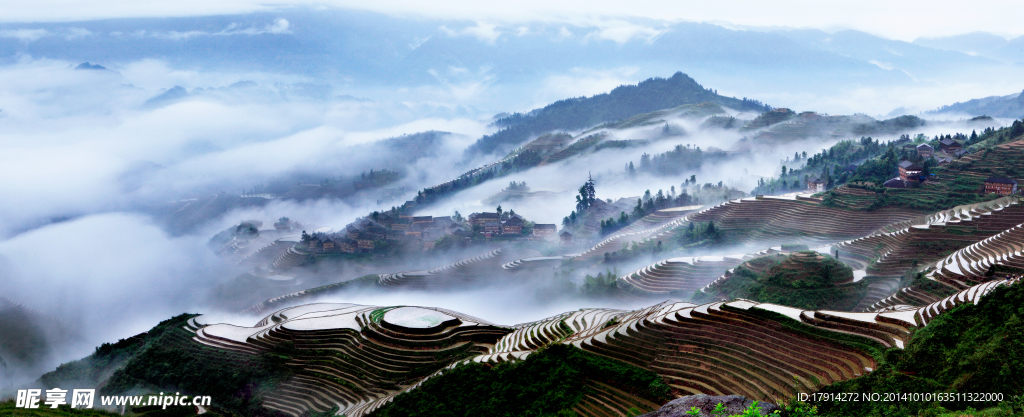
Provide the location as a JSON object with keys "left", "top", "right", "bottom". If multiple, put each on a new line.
{"left": 834, "top": 196, "right": 1024, "bottom": 277}
{"left": 272, "top": 246, "right": 312, "bottom": 270}
{"left": 929, "top": 223, "right": 1024, "bottom": 286}
{"left": 574, "top": 206, "right": 702, "bottom": 261}
{"left": 501, "top": 256, "right": 564, "bottom": 271}
{"left": 195, "top": 304, "right": 510, "bottom": 417}
{"left": 685, "top": 195, "right": 921, "bottom": 246}
{"left": 869, "top": 215, "right": 1024, "bottom": 311}
{"left": 377, "top": 249, "right": 506, "bottom": 289}
{"left": 188, "top": 278, "right": 1018, "bottom": 417}
{"left": 618, "top": 255, "right": 749, "bottom": 297}
{"left": 244, "top": 248, "right": 535, "bottom": 314}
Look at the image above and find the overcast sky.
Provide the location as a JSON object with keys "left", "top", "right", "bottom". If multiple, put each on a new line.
{"left": 0, "top": 0, "right": 1021, "bottom": 41}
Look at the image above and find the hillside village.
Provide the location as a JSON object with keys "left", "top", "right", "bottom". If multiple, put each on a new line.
{"left": 301, "top": 208, "right": 556, "bottom": 254}
{"left": 777, "top": 130, "right": 1021, "bottom": 200}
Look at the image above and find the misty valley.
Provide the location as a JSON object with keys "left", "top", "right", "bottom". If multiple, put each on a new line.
{"left": 4, "top": 6, "right": 1024, "bottom": 417}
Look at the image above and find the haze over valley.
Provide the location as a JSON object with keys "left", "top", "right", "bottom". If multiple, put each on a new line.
{"left": 3, "top": 3, "right": 1024, "bottom": 417}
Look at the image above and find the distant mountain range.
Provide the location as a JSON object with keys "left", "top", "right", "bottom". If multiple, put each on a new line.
{"left": 0, "top": 9, "right": 1012, "bottom": 112}
{"left": 928, "top": 89, "right": 1024, "bottom": 119}
{"left": 914, "top": 32, "right": 1024, "bottom": 64}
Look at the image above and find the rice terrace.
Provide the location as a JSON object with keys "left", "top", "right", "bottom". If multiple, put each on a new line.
{"left": 4, "top": 3, "right": 1024, "bottom": 417}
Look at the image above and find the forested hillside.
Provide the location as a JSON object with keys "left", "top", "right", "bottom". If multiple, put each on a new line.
{"left": 466, "top": 72, "right": 771, "bottom": 156}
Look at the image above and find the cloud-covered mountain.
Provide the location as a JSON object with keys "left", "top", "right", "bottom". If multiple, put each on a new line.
{"left": 0, "top": 9, "right": 1017, "bottom": 114}
{"left": 914, "top": 32, "right": 1024, "bottom": 65}
{"left": 929, "top": 89, "right": 1024, "bottom": 119}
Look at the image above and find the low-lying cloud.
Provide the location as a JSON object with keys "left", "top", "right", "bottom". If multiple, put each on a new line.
{"left": 440, "top": 21, "right": 501, "bottom": 44}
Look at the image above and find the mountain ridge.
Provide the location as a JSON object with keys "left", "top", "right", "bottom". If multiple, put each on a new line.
{"left": 465, "top": 71, "right": 770, "bottom": 157}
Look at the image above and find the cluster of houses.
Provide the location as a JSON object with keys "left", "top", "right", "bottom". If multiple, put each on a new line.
{"left": 801, "top": 137, "right": 1019, "bottom": 194}
{"left": 301, "top": 210, "right": 560, "bottom": 254}
{"left": 886, "top": 137, "right": 1019, "bottom": 194}
{"left": 901, "top": 139, "right": 969, "bottom": 166}
{"left": 884, "top": 137, "right": 971, "bottom": 189}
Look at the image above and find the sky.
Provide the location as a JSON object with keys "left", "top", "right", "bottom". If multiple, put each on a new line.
{"left": 0, "top": 0, "right": 1021, "bottom": 41}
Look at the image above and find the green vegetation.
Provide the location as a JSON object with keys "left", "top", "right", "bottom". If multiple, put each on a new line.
{"left": 629, "top": 144, "right": 729, "bottom": 177}
{"left": 600, "top": 221, "right": 719, "bottom": 266}
{"left": 852, "top": 115, "right": 927, "bottom": 137}
{"left": 466, "top": 72, "right": 770, "bottom": 157}
{"left": 701, "top": 115, "right": 738, "bottom": 129}
{"left": 695, "top": 252, "right": 867, "bottom": 311}
{"left": 811, "top": 283, "right": 1024, "bottom": 416}
{"left": 749, "top": 118, "right": 1024, "bottom": 212}
{"left": 39, "top": 315, "right": 291, "bottom": 417}
{"left": 597, "top": 102, "right": 726, "bottom": 131}
{"left": 368, "top": 343, "right": 671, "bottom": 417}
{"left": 597, "top": 187, "right": 700, "bottom": 236}
{"left": 752, "top": 136, "right": 889, "bottom": 195}
{"left": 594, "top": 139, "right": 649, "bottom": 151}
{"left": 742, "top": 107, "right": 796, "bottom": 130}
{"left": 677, "top": 221, "right": 723, "bottom": 246}
{"left": 543, "top": 133, "right": 606, "bottom": 164}
{"left": 580, "top": 268, "right": 621, "bottom": 297}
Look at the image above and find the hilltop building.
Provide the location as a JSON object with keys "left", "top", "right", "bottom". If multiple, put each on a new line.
{"left": 502, "top": 216, "right": 524, "bottom": 234}
{"left": 559, "top": 229, "right": 574, "bottom": 244}
{"left": 533, "top": 224, "right": 557, "bottom": 237}
{"left": 898, "top": 160, "right": 923, "bottom": 181}
{"left": 357, "top": 233, "right": 375, "bottom": 250}
{"left": 916, "top": 143, "right": 934, "bottom": 158}
{"left": 481, "top": 221, "right": 500, "bottom": 235}
{"left": 310, "top": 208, "right": 541, "bottom": 255}
{"left": 338, "top": 237, "right": 356, "bottom": 253}
{"left": 468, "top": 212, "right": 499, "bottom": 226}
{"left": 807, "top": 178, "right": 826, "bottom": 193}
{"left": 939, "top": 138, "right": 963, "bottom": 153}
{"left": 985, "top": 177, "right": 1018, "bottom": 195}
